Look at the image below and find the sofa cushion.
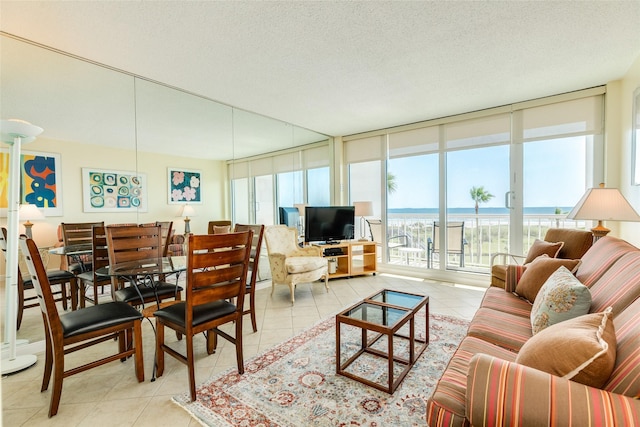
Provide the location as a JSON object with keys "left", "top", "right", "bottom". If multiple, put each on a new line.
{"left": 524, "top": 239, "right": 563, "bottom": 264}
{"left": 467, "top": 308, "right": 532, "bottom": 352}
{"left": 285, "top": 256, "right": 326, "bottom": 274}
{"left": 479, "top": 287, "right": 531, "bottom": 318}
{"left": 530, "top": 266, "right": 592, "bottom": 334}
{"left": 575, "top": 236, "right": 638, "bottom": 287}
{"left": 587, "top": 251, "right": 640, "bottom": 314}
{"left": 517, "top": 307, "right": 616, "bottom": 388}
{"left": 605, "top": 295, "right": 640, "bottom": 397}
{"left": 427, "top": 336, "right": 517, "bottom": 427}
{"left": 213, "top": 225, "right": 231, "bottom": 234}
{"left": 544, "top": 228, "right": 593, "bottom": 260}
{"left": 514, "top": 256, "right": 581, "bottom": 303}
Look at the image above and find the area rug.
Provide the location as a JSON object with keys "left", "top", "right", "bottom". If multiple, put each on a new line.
{"left": 173, "top": 311, "right": 469, "bottom": 426}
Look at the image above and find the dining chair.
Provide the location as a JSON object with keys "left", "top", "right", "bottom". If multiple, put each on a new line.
{"left": 61, "top": 221, "right": 105, "bottom": 274}
{"left": 19, "top": 237, "right": 144, "bottom": 418}
{"left": 76, "top": 225, "right": 111, "bottom": 307}
{"left": 234, "top": 223, "right": 265, "bottom": 332}
{"left": 154, "top": 230, "right": 253, "bottom": 401}
{"left": 156, "top": 221, "right": 174, "bottom": 256}
{"left": 427, "top": 221, "right": 468, "bottom": 268}
{"left": 1, "top": 227, "right": 78, "bottom": 328}
{"left": 207, "top": 220, "right": 232, "bottom": 234}
{"left": 105, "top": 224, "right": 182, "bottom": 308}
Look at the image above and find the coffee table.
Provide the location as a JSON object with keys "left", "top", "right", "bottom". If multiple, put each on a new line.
{"left": 336, "top": 289, "right": 429, "bottom": 393}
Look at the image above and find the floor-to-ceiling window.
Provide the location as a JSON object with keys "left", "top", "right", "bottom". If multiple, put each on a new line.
{"left": 344, "top": 88, "right": 605, "bottom": 279}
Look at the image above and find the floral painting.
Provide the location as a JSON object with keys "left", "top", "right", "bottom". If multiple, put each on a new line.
{"left": 0, "top": 149, "right": 63, "bottom": 217}
{"left": 168, "top": 168, "right": 202, "bottom": 204}
{"left": 82, "top": 168, "right": 147, "bottom": 212}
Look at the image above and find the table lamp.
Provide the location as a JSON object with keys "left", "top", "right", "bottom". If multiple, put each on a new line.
{"left": 354, "top": 201, "right": 374, "bottom": 241}
{"left": 19, "top": 204, "right": 45, "bottom": 238}
{"left": 181, "top": 204, "right": 196, "bottom": 235}
{"left": 567, "top": 183, "right": 640, "bottom": 240}
{"left": 294, "top": 203, "right": 307, "bottom": 235}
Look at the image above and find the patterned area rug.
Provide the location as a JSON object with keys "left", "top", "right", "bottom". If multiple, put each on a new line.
{"left": 173, "top": 312, "right": 469, "bottom": 426}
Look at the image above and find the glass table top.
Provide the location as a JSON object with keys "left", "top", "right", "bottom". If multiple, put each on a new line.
{"left": 342, "top": 302, "right": 408, "bottom": 327}
{"left": 368, "top": 290, "right": 426, "bottom": 309}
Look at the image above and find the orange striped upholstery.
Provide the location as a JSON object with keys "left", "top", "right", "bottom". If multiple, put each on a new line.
{"left": 503, "top": 264, "right": 526, "bottom": 293}
{"left": 605, "top": 296, "right": 640, "bottom": 398}
{"left": 467, "top": 354, "right": 640, "bottom": 427}
{"left": 466, "top": 308, "right": 532, "bottom": 352}
{"left": 427, "top": 337, "right": 516, "bottom": 427}
{"left": 479, "top": 287, "right": 532, "bottom": 318}
{"left": 575, "top": 236, "right": 637, "bottom": 287}
{"left": 588, "top": 251, "right": 640, "bottom": 314}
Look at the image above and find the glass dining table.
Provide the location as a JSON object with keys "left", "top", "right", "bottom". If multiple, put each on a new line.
{"left": 49, "top": 243, "right": 93, "bottom": 272}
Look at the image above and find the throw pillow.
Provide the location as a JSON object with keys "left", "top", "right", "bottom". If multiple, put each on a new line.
{"left": 213, "top": 225, "right": 231, "bottom": 234}
{"left": 516, "top": 307, "right": 616, "bottom": 388}
{"left": 530, "top": 266, "right": 591, "bottom": 334}
{"left": 514, "top": 256, "right": 582, "bottom": 303}
{"left": 524, "top": 239, "right": 564, "bottom": 264}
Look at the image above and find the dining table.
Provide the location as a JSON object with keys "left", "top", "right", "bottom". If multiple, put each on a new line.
{"left": 49, "top": 243, "right": 94, "bottom": 272}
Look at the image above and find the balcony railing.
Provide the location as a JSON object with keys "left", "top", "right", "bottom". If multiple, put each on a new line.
{"left": 380, "top": 214, "right": 590, "bottom": 272}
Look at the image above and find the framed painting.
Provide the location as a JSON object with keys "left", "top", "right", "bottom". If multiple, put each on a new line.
{"left": 168, "top": 168, "right": 202, "bottom": 204}
{"left": 0, "top": 149, "right": 63, "bottom": 217}
{"left": 82, "top": 168, "right": 147, "bottom": 212}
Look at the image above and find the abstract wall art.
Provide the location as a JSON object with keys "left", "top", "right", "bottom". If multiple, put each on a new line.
{"left": 168, "top": 168, "right": 202, "bottom": 204}
{"left": 0, "top": 149, "right": 63, "bottom": 216}
{"left": 82, "top": 168, "right": 147, "bottom": 212}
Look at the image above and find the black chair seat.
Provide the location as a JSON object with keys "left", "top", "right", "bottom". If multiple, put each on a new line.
{"left": 60, "top": 301, "right": 142, "bottom": 338}
{"left": 154, "top": 300, "right": 236, "bottom": 327}
{"left": 68, "top": 262, "right": 93, "bottom": 275}
{"left": 23, "top": 269, "right": 76, "bottom": 289}
{"left": 76, "top": 270, "right": 110, "bottom": 283}
{"left": 114, "top": 282, "right": 183, "bottom": 305}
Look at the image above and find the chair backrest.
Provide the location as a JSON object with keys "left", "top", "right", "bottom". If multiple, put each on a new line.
{"left": 61, "top": 222, "right": 105, "bottom": 247}
{"left": 366, "top": 219, "right": 383, "bottom": 245}
{"left": 208, "top": 220, "right": 232, "bottom": 234}
{"left": 152, "top": 221, "right": 173, "bottom": 256}
{"left": 91, "top": 225, "right": 110, "bottom": 279}
{"left": 19, "top": 237, "right": 61, "bottom": 337}
{"left": 186, "top": 231, "right": 253, "bottom": 316}
{"left": 234, "top": 224, "right": 265, "bottom": 287}
{"left": 432, "top": 221, "right": 465, "bottom": 254}
{"left": 264, "top": 225, "right": 298, "bottom": 256}
{"left": 105, "top": 224, "right": 164, "bottom": 265}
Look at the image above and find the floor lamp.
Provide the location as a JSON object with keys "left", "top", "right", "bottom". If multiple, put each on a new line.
{"left": 1, "top": 119, "right": 43, "bottom": 375}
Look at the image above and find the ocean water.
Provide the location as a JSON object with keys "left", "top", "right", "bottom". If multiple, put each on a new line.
{"left": 388, "top": 207, "right": 573, "bottom": 215}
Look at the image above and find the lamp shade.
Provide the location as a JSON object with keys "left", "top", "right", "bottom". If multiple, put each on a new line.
{"left": 19, "top": 204, "right": 45, "bottom": 221}
{"left": 1, "top": 119, "right": 43, "bottom": 144}
{"left": 181, "top": 204, "right": 196, "bottom": 218}
{"left": 353, "top": 201, "right": 373, "bottom": 217}
{"left": 294, "top": 203, "right": 307, "bottom": 215}
{"left": 567, "top": 185, "right": 640, "bottom": 222}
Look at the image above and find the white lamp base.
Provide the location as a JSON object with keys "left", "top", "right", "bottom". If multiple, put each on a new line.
{"left": 1, "top": 354, "right": 37, "bottom": 375}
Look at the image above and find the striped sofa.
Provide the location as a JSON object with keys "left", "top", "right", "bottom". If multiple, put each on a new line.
{"left": 427, "top": 236, "right": 640, "bottom": 426}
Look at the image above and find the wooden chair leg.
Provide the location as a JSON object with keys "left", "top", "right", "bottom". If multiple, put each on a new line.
{"left": 187, "top": 335, "right": 196, "bottom": 401}
{"left": 155, "top": 321, "right": 165, "bottom": 377}
{"left": 59, "top": 282, "right": 68, "bottom": 310}
{"left": 17, "top": 278, "right": 25, "bottom": 330}
{"left": 41, "top": 319, "right": 53, "bottom": 392}
{"left": 249, "top": 293, "right": 257, "bottom": 333}
{"left": 69, "top": 277, "right": 78, "bottom": 310}
{"left": 206, "top": 329, "right": 217, "bottom": 355}
{"left": 133, "top": 320, "right": 144, "bottom": 382}
{"left": 48, "top": 349, "right": 65, "bottom": 417}
{"left": 235, "top": 319, "right": 244, "bottom": 375}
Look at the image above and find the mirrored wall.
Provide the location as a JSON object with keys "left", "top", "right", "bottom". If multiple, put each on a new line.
{"left": 0, "top": 33, "right": 329, "bottom": 344}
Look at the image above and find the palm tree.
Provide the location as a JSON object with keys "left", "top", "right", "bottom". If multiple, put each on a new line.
{"left": 469, "top": 186, "right": 494, "bottom": 214}
{"left": 387, "top": 172, "right": 398, "bottom": 194}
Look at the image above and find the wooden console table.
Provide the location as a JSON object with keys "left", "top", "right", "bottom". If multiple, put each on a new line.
{"left": 315, "top": 241, "right": 376, "bottom": 279}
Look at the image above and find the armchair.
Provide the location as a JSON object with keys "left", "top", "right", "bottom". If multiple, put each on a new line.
{"left": 264, "top": 225, "right": 328, "bottom": 304}
{"left": 490, "top": 228, "right": 593, "bottom": 288}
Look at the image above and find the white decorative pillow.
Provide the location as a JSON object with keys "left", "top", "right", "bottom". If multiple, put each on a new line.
{"left": 530, "top": 266, "right": 591, "bottom": 334}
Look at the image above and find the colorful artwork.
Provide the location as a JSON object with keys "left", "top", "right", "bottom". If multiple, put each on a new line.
{"left": 82, "top": 168, "right": 147, "bottom": 212}
{"left": 168, "top": 168, "right": 202, "bottom": 204}
{"left": 0, "top": 150, "right": 63, "bottom": 217}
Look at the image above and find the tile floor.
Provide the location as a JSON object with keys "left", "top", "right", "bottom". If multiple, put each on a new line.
{"left": 1, "top": 274, "right": 485, "bottom": 426}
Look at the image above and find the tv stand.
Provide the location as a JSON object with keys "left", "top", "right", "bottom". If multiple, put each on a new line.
{"left": 319, "top": 241, "right": 377, "bottom": 279}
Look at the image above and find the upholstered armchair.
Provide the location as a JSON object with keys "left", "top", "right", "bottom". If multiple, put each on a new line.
{"left": 490, "top": 228, "right": 593, "bottom": 288}
{"left": 264, "top": 225, "right": 328, "bottom": 304}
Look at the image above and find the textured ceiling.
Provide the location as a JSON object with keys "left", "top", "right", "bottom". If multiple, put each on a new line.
{"left": 2, "top": 1, "right": 640, "bottom": 139}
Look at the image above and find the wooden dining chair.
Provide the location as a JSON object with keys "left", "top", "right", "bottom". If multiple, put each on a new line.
{"left": 19, "top": 237, "right": 144, "bottom": 418}
{"left": 105, "top": 224, "right": 182, "bottom": 308}
{"left": 154, "top": 231, "right": 253, "bottom": 401}
{"left": 61, "top": 221, "right": 105, "bottom": 274}
{"left": 234, "top": 223, "right": 265, "bottom": 332}
{"left": 156, "top": 221, "right": 174, "bottom": 257}
{"left": 76, "top": 225, "right": 111, "bottom": 307}
{"left": 1, "top": 227, "right": 78, "bottom": 328}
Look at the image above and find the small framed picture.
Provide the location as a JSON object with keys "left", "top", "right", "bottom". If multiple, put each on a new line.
{"left": 168, "top": 168, "right": 202, "bottom": 204}
{"left": 82, "top": 168, "right": 147, "bottom": 212}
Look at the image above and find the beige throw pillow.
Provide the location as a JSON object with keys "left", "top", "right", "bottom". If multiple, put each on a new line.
{"left": 524, "top": 239, "right": 564, "bottom": 264}
{"left": 514, "top": 257, "right": 581, "bottom": 303}
{"left": 516, "top": 307, "right": 616, "bottom": 388}
{"left": 213, "top": 225, "right": 231, "bottom": 234}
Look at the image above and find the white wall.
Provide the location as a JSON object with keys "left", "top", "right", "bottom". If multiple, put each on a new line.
{"left": 1, "top": 137, "right": 227, "bottom": 274}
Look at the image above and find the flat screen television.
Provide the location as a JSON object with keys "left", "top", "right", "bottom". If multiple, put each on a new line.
{"left": 304, "top": 206, "right": 355, "bottom": 244}
{"left": 279, "top": 207, "right": 300, "bottom": 227}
